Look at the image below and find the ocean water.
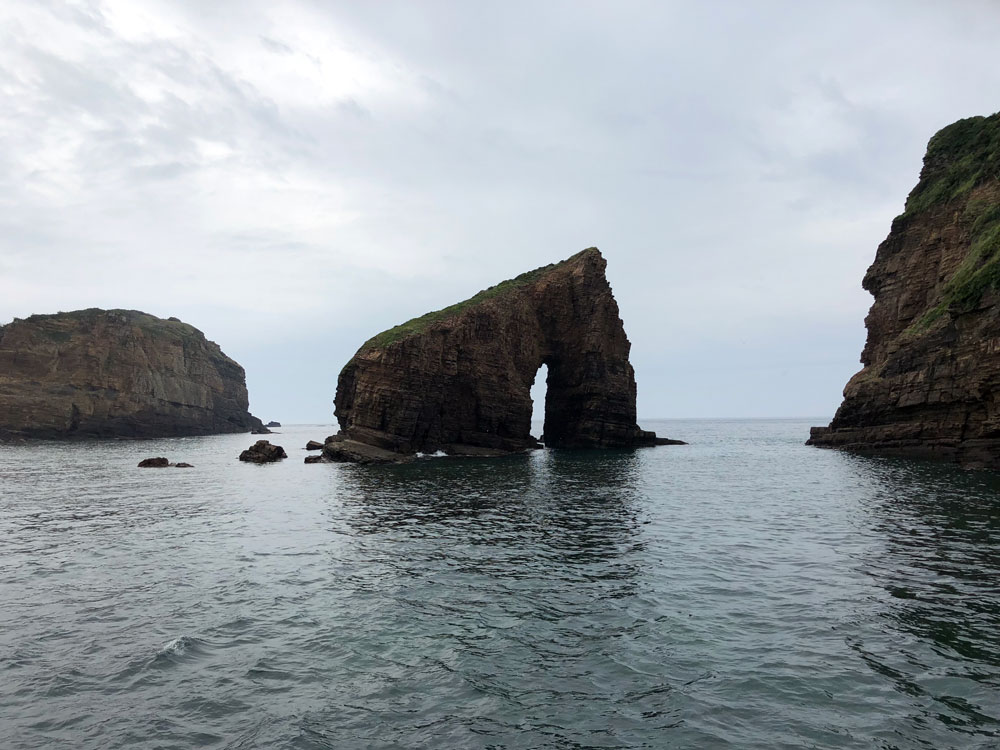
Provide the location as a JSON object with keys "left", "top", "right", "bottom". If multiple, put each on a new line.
{"left": 1, "top": 419, "right": 999, "bottom": 749}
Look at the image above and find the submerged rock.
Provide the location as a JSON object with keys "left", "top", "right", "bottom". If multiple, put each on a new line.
{"left": 809, "top": 112, "right": 1000, "bottom": 467}
{"left": 238, "top": 440, "right": 287, "bottom": 463}
{"left": 334, "top": 248, "right": 682, "bottom": 462}
{"left": 322, "top": 438, "right": 414, "bottom": 465}
{"left": 138, "top": 457, "right": 194, "bottom": 468}
{"left": 304, "top": 454, "right": 329, "bottom": 464}
{"left": 0, "top": 308, "right": 266, "bottom": 439}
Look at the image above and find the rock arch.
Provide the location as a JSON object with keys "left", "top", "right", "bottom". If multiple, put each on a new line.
{"left": 334, "top": 248, "right": 679, "bottom": 456}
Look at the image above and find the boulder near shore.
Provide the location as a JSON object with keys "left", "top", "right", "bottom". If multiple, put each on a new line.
{"left": 239, "top": 440, "right": 287, "bottom": 463}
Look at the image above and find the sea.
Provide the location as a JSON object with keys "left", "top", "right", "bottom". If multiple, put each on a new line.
{"left": 1, "top": 418, "right": 998, "bottom": 749}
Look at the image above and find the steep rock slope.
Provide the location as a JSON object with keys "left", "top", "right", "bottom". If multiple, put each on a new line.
{"left": 809, "top": 113, "right": 1000, "bottom": 466}
{"left": 335, "top": 248, "right": 676, "bottom": 454}
{"left": 0, "top": 309, "right": 264, "bottom": 438}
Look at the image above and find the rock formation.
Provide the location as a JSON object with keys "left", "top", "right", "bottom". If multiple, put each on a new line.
{"left": 809, "top": 112, "right": 1000, "bottom": 467}
{"left": 238, "top": 440, "right": 287, "bottom": 463}
{"left": 0, "top": 308, "right": 265, "bottom": 439}
{"left": 137, "top": 457, "right": 194, "bottom": 468}
{"left": 334, "top": 248, "right": 680, "bottom": 458}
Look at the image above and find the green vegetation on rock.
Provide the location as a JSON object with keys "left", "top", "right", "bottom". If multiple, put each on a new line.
{"left": 898, "top": 115, "right": 1000, "bottom": 335}
{"left": 356, "top": 248, "right": 597, "bottom": 352}
{"left": 903, "top": 113, "right": 1000, "bottom": 216}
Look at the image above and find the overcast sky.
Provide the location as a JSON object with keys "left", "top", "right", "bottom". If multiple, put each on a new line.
{"left": 2, "top": 1, "right": 998, "bottom": 423}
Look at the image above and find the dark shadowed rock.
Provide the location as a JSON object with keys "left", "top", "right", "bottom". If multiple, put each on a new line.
{"left": 304, "top": 455, "right": 329, "bottom": 464}
{"left": 322, "top": 439, "right": 414, "bottom": 465}
{"left": 305, "top": 440, "right": 324, "bottom": 450}
{"left": 239, "top": 440, "right": 287, "bottom": 463}
{"left": 334, "top": 248, "right": 682, "bottom": 461}
{"left": 174, "top": 462, "right": 194, "bottom": 468}
{"left": 266, "top": 421, "right": 281, "bottom": 427}
{"left": 809, "top": 113, "right": 1000, "bottom": 468}
{"left": 138, "top": 457, "right": 170, "bottom": 468}
{"left": 652, "top": 437, "right": 687, "bottom": 446}
{"left": 0, "top": 308, "right": 264, "bottom": 439}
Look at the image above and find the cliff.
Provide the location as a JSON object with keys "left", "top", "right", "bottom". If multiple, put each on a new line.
{"left": 334, "top": 248, "right": 678, "bottom": 455}
{"left": 0, "top": 308, "right": 264, "bottom": 439}
{"left": 809, "top": 112, "right": 1000, "bottom": 466}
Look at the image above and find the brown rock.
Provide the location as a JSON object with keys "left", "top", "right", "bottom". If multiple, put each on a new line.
{"left": 322, "top": 438, "right": 414, "bottom": 465}
{"left": 305, "top": 440, "right": 324, "bottom": 450}
{"left": 174, "top": 462, "right": 194, "bottom": 468}
{"left": 138, "top": 457, "right": 170, "bottom": 468}
{"left": 334, "top": 248, "right": 681, "bottom": 459}
{"left": 304, "top": 454, "right": 329, "bottom": 464}
{"left": 239, "top": 440, "right": 287, "bottom": 463}
{"left": 0, "top": 309, "right": 265, "bottom": 439}
{"left": 809, "top": 113, "right": 1000, "bottom": 467}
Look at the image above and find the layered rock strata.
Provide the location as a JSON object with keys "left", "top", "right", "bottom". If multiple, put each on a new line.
{"left": 809, "top": 113, "right": 1000, "bottom": 467}
{"left": 0, "top": 308, "right": 265, "bottom": 439}
{"left": 335, "top": 247, "right": 679, "bottom": 457}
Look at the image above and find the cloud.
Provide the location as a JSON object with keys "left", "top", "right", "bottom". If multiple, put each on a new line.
{"left": 1, "top": 0, "right": 998, "bottom": 420}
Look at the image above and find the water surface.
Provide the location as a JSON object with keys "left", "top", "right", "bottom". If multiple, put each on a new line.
{"left": 1, "top": 419, "right": 999, "bottom": 748}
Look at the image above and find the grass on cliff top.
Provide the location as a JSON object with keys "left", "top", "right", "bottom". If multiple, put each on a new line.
{"left": 902, "top": 113, "right": 1000, "bottom": 217}
{"left": 355, "top": 248, "right": 598, "bottom": 353}
{"left": 15, "top": 308, "right": 211, "bottom": 346}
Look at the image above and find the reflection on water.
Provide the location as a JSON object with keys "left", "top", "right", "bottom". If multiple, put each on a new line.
{"left": 0, "top": 421, "right": 999, "bottom": 749}
{"left": 843, "top": 456, "right": 1000, "bottom": 738}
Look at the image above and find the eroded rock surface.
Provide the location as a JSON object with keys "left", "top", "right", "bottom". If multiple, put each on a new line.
{"left": 809, "top": 113, "right": 1000, "bottom": 467}
{"left": 137, "top": 457, "right": 170, "bottom": 468}
{"left": 335, "top": 248, "right": 677, "bottom": 457}
{"left": 0, "top": 309, "right": 265, "bottom": 439}
{"left": 238, "top": 440, "right": 287, "bottom": 463}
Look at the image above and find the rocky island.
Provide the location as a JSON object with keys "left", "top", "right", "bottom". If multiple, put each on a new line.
{"left": 331, "top": 247, "right": 681, "bottom": 461}
{"left": 0, "top": 308, "right": 265, "bottom": 439}
{"left": 809, "top": 112, "right": 1000, "bottom": 467}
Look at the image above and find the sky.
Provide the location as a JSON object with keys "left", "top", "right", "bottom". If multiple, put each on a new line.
{"left": 1, "top": 1, "right": 999, "bottom": 423}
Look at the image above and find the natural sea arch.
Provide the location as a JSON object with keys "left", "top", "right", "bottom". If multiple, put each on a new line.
{"left": 334, "top": 248, "right": 673, "bottom": 454}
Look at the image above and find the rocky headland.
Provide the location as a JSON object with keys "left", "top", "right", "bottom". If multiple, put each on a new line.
{"left": 0, "top": 308, "right": 265, "bottom": 439}
{"left": 809, "top": 113, "right": 1000, "bottom": 467}
{"left": 333, "top": 247, "right": 681, "bottom": 461}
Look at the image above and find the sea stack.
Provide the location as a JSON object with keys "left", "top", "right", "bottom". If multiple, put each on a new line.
{"left": 0, "top": 308, "right": 265, "bottom": 439}
{"left": 809, "top": 113, "right": 1000, "bottom": 467}
{"left": 334, "top": 247, "right": 680, "bottom": 459}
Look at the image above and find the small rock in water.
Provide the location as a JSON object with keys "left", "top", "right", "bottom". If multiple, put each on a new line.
{"left": 304, "top": 455, "right": 329, "bottom": 464}
{"left": 266, "top": 421, "right": 281, "bottom": 428}
{"left": 238, "top": 440, "right": 287, "bottom": 463}
{"left": 306, "top": 440, "right": 324, "bottom": 450}
{"left": 174, "top": 462, "right": 194, "bottom": 468}
{"left": 138, "top": 457, "right": 170, "bottom": 468}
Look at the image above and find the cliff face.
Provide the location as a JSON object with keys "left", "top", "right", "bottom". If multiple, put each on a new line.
{"left": 810, "top": 113, "right": 1000, "bottom": 466}
{"left": 335, "top": 248, "right": 672, "bottom": 454}
{"left": 0, "top": 309, "right": 264, "bottom": 439}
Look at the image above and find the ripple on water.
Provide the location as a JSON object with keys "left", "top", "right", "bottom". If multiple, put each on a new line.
{"left": 0, "top": 422, "right": 999, "bottom": 748}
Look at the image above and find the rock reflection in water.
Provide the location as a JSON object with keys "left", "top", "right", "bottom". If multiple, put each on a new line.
{"left": 848, "top": 455, "right": 1000, "bottom": 738}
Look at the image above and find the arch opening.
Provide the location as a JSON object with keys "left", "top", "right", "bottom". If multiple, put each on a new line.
{"left": 529, "top": 362, "right": 548, "bottom": 440}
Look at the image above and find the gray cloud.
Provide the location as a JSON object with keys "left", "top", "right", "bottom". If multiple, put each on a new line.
{"left": 1, "top": 0, "right": 998, "bottom": 421}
